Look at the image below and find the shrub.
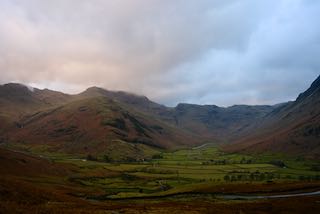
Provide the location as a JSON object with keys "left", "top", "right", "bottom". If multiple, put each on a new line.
{"left": 224, "top": 175, "right": 230, "bottom": 182}
{"left": 103, "top": 155, "right": 112, "bottom": 162}
{"left": 152, "top": 154, "right": 163, "bottom": 159}
{"left": 86, "top": 154, "right": 97, "bottom": 161}
{"left": 268, "top": 160, "right": 286, "bottom": 168}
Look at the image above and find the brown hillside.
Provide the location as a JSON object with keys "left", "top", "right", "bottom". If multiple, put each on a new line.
{"left": 225, "top": 75, "right": 320, "bottom": 158}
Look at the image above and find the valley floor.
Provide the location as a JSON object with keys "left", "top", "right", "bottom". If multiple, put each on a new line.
{"left": 1, "top": 144, "right": 320, "bottom": 213}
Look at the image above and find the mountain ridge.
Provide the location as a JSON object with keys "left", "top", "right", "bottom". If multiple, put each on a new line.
{"left": 0, "top": 75, "right": 319, "bottom": 159}
{"left": 224, "top": 75, "right": 320, "bottom": 159}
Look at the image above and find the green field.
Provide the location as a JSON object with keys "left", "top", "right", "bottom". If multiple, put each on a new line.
{"left": 4, "top": 142, "right": 320, "bottom": 200}
{"left": 13, "top": 143, "right": 312, "bottom": 200}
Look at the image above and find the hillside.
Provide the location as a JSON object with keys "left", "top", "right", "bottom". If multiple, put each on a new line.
{"left": 0, "top": 83, "right": 71, "bottom": 116}
{"left": 225, "top": 75, "right": 320, "bottom": 159}
{"left": 1, "top": 76, "right": 319, "bottom": 159}
{"left": 78, "top": 87, "right": 276, "bottom": 141}
{"left": 168, "top": 103, "right": 275, "bottom": 141}
{"left": 3, "top": 95, "right": 201, "bottom": 160}
{"left": 0, "top": 83, "right": 274, "bottom": 157}
{"left": 0, "top": 84, "right": 72, "bottom": 142}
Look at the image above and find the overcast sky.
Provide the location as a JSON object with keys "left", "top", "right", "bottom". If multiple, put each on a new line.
{"left": 0, "top": 0, "right": 319, "bottom": 106}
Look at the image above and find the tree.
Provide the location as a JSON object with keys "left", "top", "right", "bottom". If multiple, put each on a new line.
{"left": 152, "top": 154, "right": 163, "bottom": 159}
{"left": 269, "top": 160, "right": 286, "bottom": 168}
{"left": 240, "top": 158, "right": 246, "bottom": 164}
{"left": 250, "top": 173, "right": 255, "bottom": 181}
{"left": 224, "top": 175, "right": 230, "bottom": 182}
{"left": 86, "top": 154, "right": 97, "bottom": 161}
{"left": 259, "top": 173, "right": 265, "bottom": 181}
{"left": 103, "top": 155, "right": 112, "bottom": 162}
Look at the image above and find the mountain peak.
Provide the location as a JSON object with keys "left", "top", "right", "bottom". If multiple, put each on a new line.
{"left": 296, "top": 75, "right": 320, "bottom": 101}
{"left": 2, "top": 82, "right": 30, "bottom": 89}
{"left": 85, "top": 86, "right": 107, "bottom": 92}
{"left": 81, "top": 86, "right": 150, "bottom": 102}
{"left": 0, "top": 83, "right": 34, "bottom": 97}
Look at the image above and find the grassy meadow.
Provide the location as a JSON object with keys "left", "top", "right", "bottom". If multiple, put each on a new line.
{"left": 9, "top": 143, "right": 317, "bottom": 200}
{"left": 2, "top": 142, "right": 320, "bottom": 213}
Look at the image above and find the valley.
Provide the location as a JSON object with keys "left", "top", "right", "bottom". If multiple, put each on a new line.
{"left": 0, "top": 75, "right": 320, "bottom": 213}
{"left": 1, "top": 143, "right": 320, "bottom": 213}
{"left": 1, "top": 1, "right": 320, "bottom": 213}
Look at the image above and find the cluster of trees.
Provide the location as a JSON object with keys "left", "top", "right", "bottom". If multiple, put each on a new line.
{"left": 152, "top": 154, "right": 163, "bottom": 159}
{"left": 223, "top": 172, "right": 320, "bottom": 182}
{"left": 137, "top": 167, "right": 175, "bottom": 174}
{"left": 202, "top": 158, "right": 254, "bottom": 165}
{"left": 268, "top": 160, "right": 286, "bottom": 168}
{"left": 298, "top": 175, "right": 320, "bottom": 181}
{"left": 86, "top": 154, "right": 146, "bottom": 163}
{"left": 310, "top": 164, "right": 320, "bottom": 171}
{"left": 202, "top": 159, "right": 227, "bottom": 165}
{"left": 86, "top": 154, "right": 97, "bottom": 161}
{"left": 86, "top": 154, "right": 108, "bottom": 162}
{"left": 224, "top": 171, "right": 278, "bottom": 182}
{"left": 239, "top": 158, "right": 253, "bottom": 164}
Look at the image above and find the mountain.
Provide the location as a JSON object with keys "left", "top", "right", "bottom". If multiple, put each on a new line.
{"left": 8, "top": 96, "right": 198, "bottom": 152}
{"left": 224, "top": 75, "right": 320, "bottom": 159}
{"left": 1, "top": 76, "right": 319, "bottom": 160}
{"left": 78, "top": 87, "right": 276, "bottom": 141}
{"left": 0, "top": 83, "right": 72, "bottom": 140}
{"left": 0, "top": 85, "right": 201, "bottom": 160}
{"left": 0, "top": 83, "right": 71, "bottom": 114}
{"left": 167, "top": 104, "right": 275, "bottom": 141}
{"left": 79, "top": 86, "right": 167, "bottom": 112}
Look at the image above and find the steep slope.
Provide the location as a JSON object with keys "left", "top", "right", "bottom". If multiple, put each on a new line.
{"left": 6, "top": 96, "right": 200, "bottom": 159}
{"left": 0, "top": 84, "right": 204, "bottom": 159}
{"left": 78, "top": 86, "right": 276, "bottom": 142}
{"left": 226, "top": 75, "right": 320, "bottom": 159}
{"left": 0, "top": 83, "right": 71, "bottom": 117}
{"left": 0, "top": 147, "right": 86, "bottom": 209}
{"left": 0, "top": 83, "right": 43, "bottom": 123}
{"left": 0, "top": 83, "right": 282, "bottom": 157}
{"left": 79, "top": 87, "right": 169, "bottom": 113}
{"left": 0, "top": 83, "right": 72, "bottom": 126}
{"left": 0, "top": 147, "right": 70, "bottom": 177}
{"left": 2, "top": 76, "right": 319, "bottom": 159}
{"left": 0, "top": 83, "right": 71, "bottom": 141}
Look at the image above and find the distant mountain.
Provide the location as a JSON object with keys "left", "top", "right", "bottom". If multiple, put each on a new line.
{"left": 1, "top": 75, "right": 319, "bottom": 160}
{"left": 168, "top": 103, "right": 275, "bottom": 141}
{"left": 225, "top": 75, "right": 320, "bottom": 159}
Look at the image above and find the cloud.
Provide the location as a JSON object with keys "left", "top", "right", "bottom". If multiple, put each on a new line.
{"left": 0, "top": 0, "right": 319, "bottom": 106}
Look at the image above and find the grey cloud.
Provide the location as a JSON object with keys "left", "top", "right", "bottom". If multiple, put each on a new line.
{"left": 0, "top": 0, "right": 319, "bottom": 106}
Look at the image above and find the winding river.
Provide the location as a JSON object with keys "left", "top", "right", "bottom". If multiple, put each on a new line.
{"left": 218, "top": 190, "right": 320, "bottom": 200}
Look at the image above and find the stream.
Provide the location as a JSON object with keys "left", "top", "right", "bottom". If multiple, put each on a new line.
{"left": 86, "top": 190, "right": 320, "bottom": 201}
{"left": 217, "top": 190, "right": 320, "bottom": 200}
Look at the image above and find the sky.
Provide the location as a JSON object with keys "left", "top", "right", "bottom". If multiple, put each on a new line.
{"left": 0, "top": 0, "right": 319, "bottom": 107}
